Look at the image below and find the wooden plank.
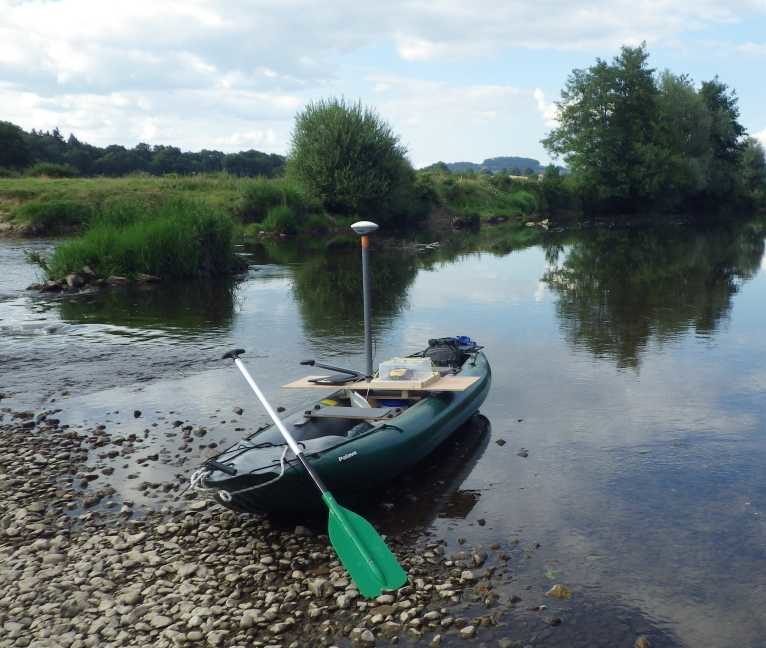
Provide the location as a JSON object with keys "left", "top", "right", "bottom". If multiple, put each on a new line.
{"left": 282, "top": 376, "right": 349, "bottom": 389}
{"left": 283, "top": 374, "right": 480, "bottom": 392}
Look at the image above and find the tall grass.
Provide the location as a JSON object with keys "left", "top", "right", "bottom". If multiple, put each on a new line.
{"left": 46, "top": 198, "right": 242, "bottom": 280}
{"left": 417, "top": 171, "right": 540, "bottom": 219}
{"left": 237, "top": 176, "right": 312, "bottom": 223}
{"left": 0, "top": 174, "right": 258, "bottom": 233}
{"left": 12, "top": 199, "right": 94, "bottom": 234}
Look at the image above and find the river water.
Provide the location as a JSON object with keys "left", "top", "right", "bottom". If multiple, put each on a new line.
{"left": 2, "top": 220, "right": 766, "bottom": 647}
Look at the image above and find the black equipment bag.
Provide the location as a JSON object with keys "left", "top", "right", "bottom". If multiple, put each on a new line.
{"left": 423, "top": 337, "right": 477, "bottom": 368}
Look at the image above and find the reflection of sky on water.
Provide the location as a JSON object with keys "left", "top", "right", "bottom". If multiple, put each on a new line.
{"left": 363, "top": 238, "right": 766, "bottom": 646}
{"left": 3, "top": 225, "right": 766, "bottom": 646}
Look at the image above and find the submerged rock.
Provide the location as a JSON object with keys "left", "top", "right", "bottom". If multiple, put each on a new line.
{"left": 546, "top": 584, "right": 572, "bottom": 600}
{"left": 41, "top": 280, "right": 63, "bottom": 292}
{"left": 65, "top": 273, "right": 85, "bottom": 289}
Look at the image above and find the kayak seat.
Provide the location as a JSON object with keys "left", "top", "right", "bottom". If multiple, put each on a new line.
{"left": 290, "top": 417, "right": 353, "bottom": 441}
{"left": 305, "top": 406, "right": 400, "bottom": 420}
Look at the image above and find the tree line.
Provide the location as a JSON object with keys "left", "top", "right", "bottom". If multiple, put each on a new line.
{"left": 543, "top": 44, "right": 766, "bottom": 213}
{"left": 0, "top": 121, "right": 285, "bottom": 177}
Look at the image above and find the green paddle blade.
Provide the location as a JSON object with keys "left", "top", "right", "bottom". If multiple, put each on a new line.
{"left": 323, "top": 492, "right": 408, "bottom": 598}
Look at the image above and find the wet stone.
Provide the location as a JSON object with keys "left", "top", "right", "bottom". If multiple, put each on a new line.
{"left": 459, "top": 625, "right": 476, "bottom": 639}
{"left": 546, "top": 584, "right": 572, "bottom": 600}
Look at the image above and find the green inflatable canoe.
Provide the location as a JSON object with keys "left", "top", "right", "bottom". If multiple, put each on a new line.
{"left": 192, "top": 338, "right": 491, "bottom": 514}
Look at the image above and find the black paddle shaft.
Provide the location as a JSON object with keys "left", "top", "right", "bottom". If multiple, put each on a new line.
{"left": 295, "top": 452, "right": 329, "bottom": 494}
{"left": 301, "top": 359, "right": 366, "bottom": 378}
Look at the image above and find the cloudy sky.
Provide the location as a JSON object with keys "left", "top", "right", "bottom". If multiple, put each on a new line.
{"left": 1, "top": 0, "right": 766, "bottom": 167}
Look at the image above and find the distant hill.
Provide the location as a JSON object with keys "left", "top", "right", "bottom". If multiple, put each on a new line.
{"left": 445, "top": 156, "right": 543, "bottom": 174}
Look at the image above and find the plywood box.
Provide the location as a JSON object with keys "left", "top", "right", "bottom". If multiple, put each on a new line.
{"left": 367, "top": 371, "right": 441, "bottom": 390}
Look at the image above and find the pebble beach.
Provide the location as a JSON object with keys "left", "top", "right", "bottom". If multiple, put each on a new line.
{"left": 0, "top": 406, "right": 554, "bottom": 648}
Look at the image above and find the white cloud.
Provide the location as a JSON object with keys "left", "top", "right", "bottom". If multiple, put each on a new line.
{"left": 365, "top": 75, "right": 540, "bottom": 165}
{"left": 365, "top": 75, "right": 567, "bottom": 165}
{"left": 0, "top": 0, "right": 765, "bottom": 160}
{"left": 138, "top": 118, "right": 160, "bottom": 142}
{"left": 737, "top": 41, "right": 766, "bottom": 55}
{"left": 533, "top": 88, "right": 559, "bottom": 128}
{"left": 755, "top": 128, "right": 766, "bottom": 146}
{"left": 395, "top": 36, "right": 442, "bottom": 62}
{"left": 216, "top": 129, "right": 279, "bottom": 149}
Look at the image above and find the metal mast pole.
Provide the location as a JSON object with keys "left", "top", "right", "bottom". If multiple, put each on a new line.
{"left": 351, "top": 221, "right": 379, "bottom": 376}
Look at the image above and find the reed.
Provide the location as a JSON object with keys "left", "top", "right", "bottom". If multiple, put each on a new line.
{"left": 46, "top": 198, "right": 242, "bottom": 280}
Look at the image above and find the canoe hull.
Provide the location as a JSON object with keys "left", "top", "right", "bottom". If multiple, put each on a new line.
{"left": 202, "top": 351, "right": 491, "bottom": 514}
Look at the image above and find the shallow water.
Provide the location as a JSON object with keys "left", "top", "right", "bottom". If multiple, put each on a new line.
{"left": 2, "top": 220, "right": 766, "bottom": 647}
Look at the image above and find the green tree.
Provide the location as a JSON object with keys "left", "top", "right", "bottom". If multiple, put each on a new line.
{"left": 93, "top": 146, "right": 148, "bottom": 176}
{"left": 223, "top": 150, "right": 283, "bottom": 177}
{"left": 287, "top": 98, "right": 418, "bottom": 224}
{"left": 699, "top": 78, "right": 746, "bottom": 201}
{"left": 542, "top": 44, "right": 661, "bottom": 210}
{"left": 655, "top": 71, "right": 712, "bottom": 202}
{"left": 0, "top": 121, "right": 31, "bottom": 169}
{"left": 739, "top": 137, "right": 766, "bottom": 206}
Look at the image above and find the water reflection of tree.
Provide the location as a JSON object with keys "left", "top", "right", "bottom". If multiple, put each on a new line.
{"left": 56, "top": 278, "right": 238, "bottom": 334}
{"left": 543, "top": 222, "right": 765, "bottom": 369}
{"left": 290, "top": 243, "right": 419, "bottom": 337}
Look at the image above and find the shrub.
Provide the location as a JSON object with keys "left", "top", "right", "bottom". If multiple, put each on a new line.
{"left": 46, "top": 199, "right": 242, "bottom": 280}
{"left": 238, "top": 177, "right": 309, "bottom": 223}
{"left": 0, "top": 167, "right": 20, "bottom": 178}
{"left": 489, "top": 174, "right": 514, "bottom": 192}
{"left": 25, "top": 162, "right": 79, "bottom": 178}
{"left": 257, "top": 205, "right": 331, "bottom": 236}
{"left": 287, "top": 97, "right": 418, "bottom": 225}
{"left": 540, "top": 166, "right": 577, "bottom": 212}
{"left": 262, "top": 205, "right": 301, "bottom": 235}
{"left": 12, "top": 199, "right": 94, "bottom": 234}
{"left": 508, "top": 190, "right": 537, "bottom": 215}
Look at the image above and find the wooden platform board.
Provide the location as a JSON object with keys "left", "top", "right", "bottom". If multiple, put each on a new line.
{"left": 283, "top": 374, "right": 480, "bottom": 392}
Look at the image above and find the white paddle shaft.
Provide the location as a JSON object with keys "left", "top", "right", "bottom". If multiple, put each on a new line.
{"left": 234, "top": 358, "right": 303, "bottom": 457}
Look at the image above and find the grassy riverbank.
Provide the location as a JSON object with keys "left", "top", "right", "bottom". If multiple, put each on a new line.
{"left": 0, "top": 175, "right": 251, "bottom": 236}
{"left": 0, "top": 171, "right": 543, "bottom": 238}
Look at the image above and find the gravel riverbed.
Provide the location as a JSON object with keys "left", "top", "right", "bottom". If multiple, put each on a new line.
{"left": 0, "top": 406, "right": 561, "bottom": 648}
